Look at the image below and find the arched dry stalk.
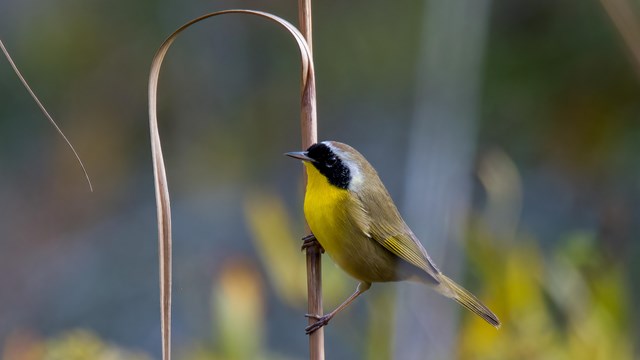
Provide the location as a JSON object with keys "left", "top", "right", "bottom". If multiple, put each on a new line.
{"left": 0, "top": 39, "right": 93, "bottom": 191}
{"left": 148, "top": 10, "right": 319, "bottom": 360}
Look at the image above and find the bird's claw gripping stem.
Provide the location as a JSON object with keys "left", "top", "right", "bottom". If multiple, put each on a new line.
{"left": 301, "top": 234, "right": 324, "bottom": 253}
{"left": 305, "top": 313, "right": 331, "bottom": 335}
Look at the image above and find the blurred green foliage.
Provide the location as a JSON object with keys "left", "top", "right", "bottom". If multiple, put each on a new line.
{"left": 3, "top": 329, "right": 151, "bottom": 360}
{"left": 458, "top": 225, "right": 632, "bottom": 360}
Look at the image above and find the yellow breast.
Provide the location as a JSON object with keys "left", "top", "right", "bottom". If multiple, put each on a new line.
{"left": 302, "top": 162, "right": 350, "bottom": 253}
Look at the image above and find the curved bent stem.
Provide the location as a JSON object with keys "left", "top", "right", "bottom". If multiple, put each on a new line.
{"left": 0, "top": 39, "right": 93, "bottom": 191}
{"left": 148, "top": 10, "right": 316, "bottom": 360}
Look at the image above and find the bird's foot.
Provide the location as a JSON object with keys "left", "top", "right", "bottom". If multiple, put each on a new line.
{"left": 301, "top": 234, "right": 324, "bottom": 253}
{"left": 305, "top": 313, "right": 331, "bottom": 335}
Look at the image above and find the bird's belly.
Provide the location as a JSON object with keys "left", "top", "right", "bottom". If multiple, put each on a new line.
{"left": 304, "top": 188, "right": 400, "bottom": 283}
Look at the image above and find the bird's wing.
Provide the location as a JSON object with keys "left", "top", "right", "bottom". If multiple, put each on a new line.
{"left": 372, "top": 223, "right": 441, "bottom": 278}
{"left": 350, "top": 189, "right": 441, "bottom": 278}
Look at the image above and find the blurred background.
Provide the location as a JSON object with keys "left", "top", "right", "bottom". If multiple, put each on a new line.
{"left": 1, "top": 0, "right": 639, "bottom": 359}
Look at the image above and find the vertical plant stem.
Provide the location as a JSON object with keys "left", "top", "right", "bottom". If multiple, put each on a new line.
{"left": 298, "top": 0, "right": 313, "bottom": 55}
{"left": 298, "top": 1, "right": 324, "bottom": 359}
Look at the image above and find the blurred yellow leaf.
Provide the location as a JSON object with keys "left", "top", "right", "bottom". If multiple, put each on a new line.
{"left": 213, "top": 260, "right": 264, "bottom": 360}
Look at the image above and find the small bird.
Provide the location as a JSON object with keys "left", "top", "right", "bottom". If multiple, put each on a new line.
{"left": 286, "top": 141, "right": 500, "bottom": 334}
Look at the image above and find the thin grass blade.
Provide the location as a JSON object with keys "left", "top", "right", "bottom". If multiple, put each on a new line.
{"left": 148, "top": 10, "right": 315, "bottom": 360}
{"left": 0, "top": 39, "right": 93, "bottom": 191}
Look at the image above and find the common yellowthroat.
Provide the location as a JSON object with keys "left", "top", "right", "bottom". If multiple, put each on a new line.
{"left": 286, "top": 141, "right": 500, "bottom": 334}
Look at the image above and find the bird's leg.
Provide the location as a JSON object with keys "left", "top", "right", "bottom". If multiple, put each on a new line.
{"left": 301, "top": 233, "right": 324, "bottom": 253}
{"left": 305, "top": 281, "right": 371, "bottom": 335}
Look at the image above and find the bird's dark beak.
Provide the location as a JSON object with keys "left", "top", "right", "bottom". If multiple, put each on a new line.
{"left": 285, "top": 151, "right": 315, "bottom": 162}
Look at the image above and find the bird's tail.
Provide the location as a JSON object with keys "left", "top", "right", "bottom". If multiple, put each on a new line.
{"left": 437, "top": 274, "right": 501, "bottom": 328}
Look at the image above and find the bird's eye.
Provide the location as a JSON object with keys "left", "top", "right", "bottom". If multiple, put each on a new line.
{"left": 326, "top": 157, "right": 337, "bottom": 167}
